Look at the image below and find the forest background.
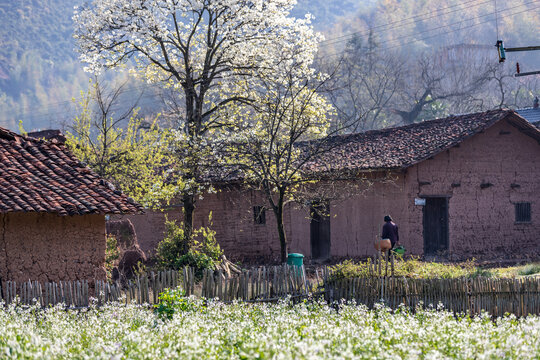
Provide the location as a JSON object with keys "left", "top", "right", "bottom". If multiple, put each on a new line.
{"left": 0, "top": 0, "right": 539, "bottom": 132}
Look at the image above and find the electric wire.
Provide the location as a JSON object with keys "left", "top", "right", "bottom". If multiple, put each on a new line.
{"left": 319, "top": 2, "right": 539, "bottom": 59}
{"left": 4, "top": 1, "right": 539, "bottom": 126}
{"left": 319, "top": 0, "right": 495, "bottom": 47}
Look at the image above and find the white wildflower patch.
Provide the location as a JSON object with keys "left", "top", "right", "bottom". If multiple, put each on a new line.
{"left": 0, "top": 300, "right": 539, "bottom": 359}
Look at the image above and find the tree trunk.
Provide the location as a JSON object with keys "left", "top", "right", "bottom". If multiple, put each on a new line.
{"left": 275, "top": 189, "right": 288, "bottom": 264}
{"left": 182, "top": 193, "right": 195, "bottom": 251}
{"left": 277, "top": 209, "right": 287, "bottom": 264}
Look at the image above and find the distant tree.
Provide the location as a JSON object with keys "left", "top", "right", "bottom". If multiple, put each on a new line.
{"left": 324, "top": 32, "right": 403, "bottom": 131}
{"left": 391, "top": 46, "right": 493, "bottom": 124}
{"left": 74, "top": 0, "right": 320, "bottom": 240}
{"left": 65, "top": 77, "right": 177, "bottom": 208}
{"left": 482, "top": 61, "right": 540, "bottom": 110}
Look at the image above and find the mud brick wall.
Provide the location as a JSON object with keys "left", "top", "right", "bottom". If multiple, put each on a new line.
{"left": 325, "top": 174, "right": 413, "bottom": 258}
{"left": 401, "top": 119, "right": 540, "bottom": 260}
{"left": 0, "top": 213, "right": 106, "bottom": 282}
{"left": 125, "top": 189, "right": 290, "bottom": 261}
{"left": 129, "top": 119, "right": 540, "bottom": 261}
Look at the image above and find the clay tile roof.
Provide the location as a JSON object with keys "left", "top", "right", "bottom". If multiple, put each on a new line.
{"left": 304, "top": 109, "right": 539, "bottom": 173}
{"left": 0, "top": 127, "right": 143, "bottom": 216}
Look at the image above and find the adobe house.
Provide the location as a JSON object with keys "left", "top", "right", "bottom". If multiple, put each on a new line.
{"left": 517, "top": 96, "right": 540, "bottom": 128}
{"left": 0, "top": 127, "right": 141, "bottom": 283}
{"left": 126, "top": 109, "right": 540, "bottom": 262}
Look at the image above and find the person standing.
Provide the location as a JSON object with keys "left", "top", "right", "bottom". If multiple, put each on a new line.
{"left": 382, "top": 215, "right": 400, "bottom": 249}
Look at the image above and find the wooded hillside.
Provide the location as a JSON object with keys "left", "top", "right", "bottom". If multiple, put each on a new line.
{"left": 0, "top": 0, "right": 538, "bottom": 131}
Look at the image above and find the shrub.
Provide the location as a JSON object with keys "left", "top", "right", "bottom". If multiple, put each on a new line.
{"left": 154, "top": 214, "right": 222, "bottom": 277}
{"left": 154, "top": 287, "right": 200, "bottom": 320}
{"left": 518, "top": 263, "right": 540, "bottom": 276}
{"left": 330, "top": 257, "right": 493, "bottom": 280}
{"left": 471, "top": 267, "right": 494, "bottom": 278}
{"left": 393, "top": 257, "right": 476, "bottom": 279}
{"left": 154, "top": 217, "right": 187, "bottom": 269}
{"left": 196, "top": 214, "right": 222, "bottom": 261}
{"left": 177, "top": 251, "right": 215, "bottom": 278}
{"left": 330, "top": 260, "right": 370, "bottom": 280}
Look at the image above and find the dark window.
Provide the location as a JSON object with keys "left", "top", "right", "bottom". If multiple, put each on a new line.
{"left": 253, "top": 206, "right": 266, "bottom": 225}
{"left": 515, "top": 202, "right": 531, "bottom": 223}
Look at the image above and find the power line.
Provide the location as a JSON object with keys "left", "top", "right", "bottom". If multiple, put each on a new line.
{"left": 319, "top": 0, "right": 495, "bottom": 47}
{"left": 378, "top": 1, "right": 539, "bottom": 49}
{"left": 379, "top": 4, "right": 539, "bottom": 51}
{"left": 319, "top": 2, "right": 539, "bottom": 59}
{"left": 7, "top": 1, "right": 539, "bottom": 124}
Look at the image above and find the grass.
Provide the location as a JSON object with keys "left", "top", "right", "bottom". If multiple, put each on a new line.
{"left": 517, "top": 263, "right": 540, "bottom": 276}
{"left": 329, "top": 257, "right": 540, "bottom": 281}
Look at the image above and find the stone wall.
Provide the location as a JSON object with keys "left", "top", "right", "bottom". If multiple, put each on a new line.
{"left": 0, "top": 212, "right": 106, "bottom": 282}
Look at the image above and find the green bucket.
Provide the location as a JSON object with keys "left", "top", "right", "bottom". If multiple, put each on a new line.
{"left": 287, "top": 253, "right": 304, "bottom": 267}
{"left": 393, "top": 245, "right": 406, "bottom": 255}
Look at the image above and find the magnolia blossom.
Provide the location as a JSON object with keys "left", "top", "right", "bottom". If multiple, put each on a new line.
{"left": 74, "top": 0, "right": 325, "bottom": 218}
{"left": 74, "top": 0, "right": 322, "bottom": 110}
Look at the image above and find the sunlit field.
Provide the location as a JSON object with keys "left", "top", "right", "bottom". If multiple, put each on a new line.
{"left": 1, "top": 298, "right": 539, "bottom": 359}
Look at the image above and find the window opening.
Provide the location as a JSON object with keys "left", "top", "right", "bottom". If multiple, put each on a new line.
{"left": 515, "top": 202, "right": 531, "bottom": 223}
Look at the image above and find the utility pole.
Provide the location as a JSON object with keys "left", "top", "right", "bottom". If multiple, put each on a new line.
{"left": 495, "top": 41, "right": 540, "bottom": 77}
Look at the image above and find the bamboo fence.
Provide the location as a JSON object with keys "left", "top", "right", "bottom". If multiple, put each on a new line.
{"left": 0, "top": 264, "right": 310, "bottom": 307}
{"left": 324, "top": 275, "right": 540, "bottom": 317}
{"left": 0, "top": 261, "right": 539, "bottom": 317}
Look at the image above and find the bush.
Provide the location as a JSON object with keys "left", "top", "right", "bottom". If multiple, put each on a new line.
{"left": 330, "top": 257, "right": 492, "bottom": 280}
{"left": 154, "top": 217, "right": 188, "bottom": 269}
{"left": 154, "top": 214, "right": 223, "bottom": 277}
{"left": 177, "top": 251, "right": 215, "bottom": 279}
{"left": 196, "top": 216, "right": 222, "bottom": 261}
{"left": 518, "top": 263, "right": 540, "bottom": 276}
{"left": 330, "top": 260, "right": 371, "bottom": 281}
{"left": 154, "top": 287, "right": 200, "bottom": 320}
{"left": 471, "top": 267, "right": 494, "bottom": 278}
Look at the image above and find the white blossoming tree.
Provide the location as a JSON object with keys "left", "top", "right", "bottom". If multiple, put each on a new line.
{"left": 74, "top": 0, "right": 320, "bottom": 240}
{"left": 220, "top": 37, "right": 343, "bottom": 262}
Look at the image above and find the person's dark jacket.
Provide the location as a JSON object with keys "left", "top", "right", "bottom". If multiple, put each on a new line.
{"left": 382, "top": 221, "right": 399, "bottom": 248}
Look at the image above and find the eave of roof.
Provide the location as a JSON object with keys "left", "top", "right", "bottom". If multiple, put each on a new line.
{"left": 398, "top": 110, "right": 540, "bottom": 169}
{"left": 0, "top": 127, "right": 143, "bottom": 216}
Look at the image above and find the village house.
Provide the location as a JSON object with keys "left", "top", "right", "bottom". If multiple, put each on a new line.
{"left": 517, "top": 96, "right": 540, "bottom": 128}
{"left": 0, "top": 127, "right": 141, "bottom": 283}
{"left": 126, "top": 109, "right": 540, "bottom": 262}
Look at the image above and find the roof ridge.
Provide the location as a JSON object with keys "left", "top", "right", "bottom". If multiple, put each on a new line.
{"left": 327, "top": 109, "right": 513, "bottom": 141}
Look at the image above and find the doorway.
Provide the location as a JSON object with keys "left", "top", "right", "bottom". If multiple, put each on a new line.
{"left": 423, "top": 197, "right": 449, "bottom": 256}
{"left": 310, "top": 201, "right": 330, "bottom": 260}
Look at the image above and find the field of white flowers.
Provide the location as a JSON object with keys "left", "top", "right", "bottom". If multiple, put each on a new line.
{"left": 1, "top": 299, "right": 539, "bottom": 359}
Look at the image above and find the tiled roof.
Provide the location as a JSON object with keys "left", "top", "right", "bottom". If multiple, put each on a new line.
{"left": 516, "top": 107, "right": 540, "bottom": 127}
{"left": 27, "top": 129, "right": 66, "bottom": 143}
{"left": 0, "top": 127, "right": 142, "bottom": 215}
{"left": 303, "top": 109, "right": 540, "bottom": 173}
